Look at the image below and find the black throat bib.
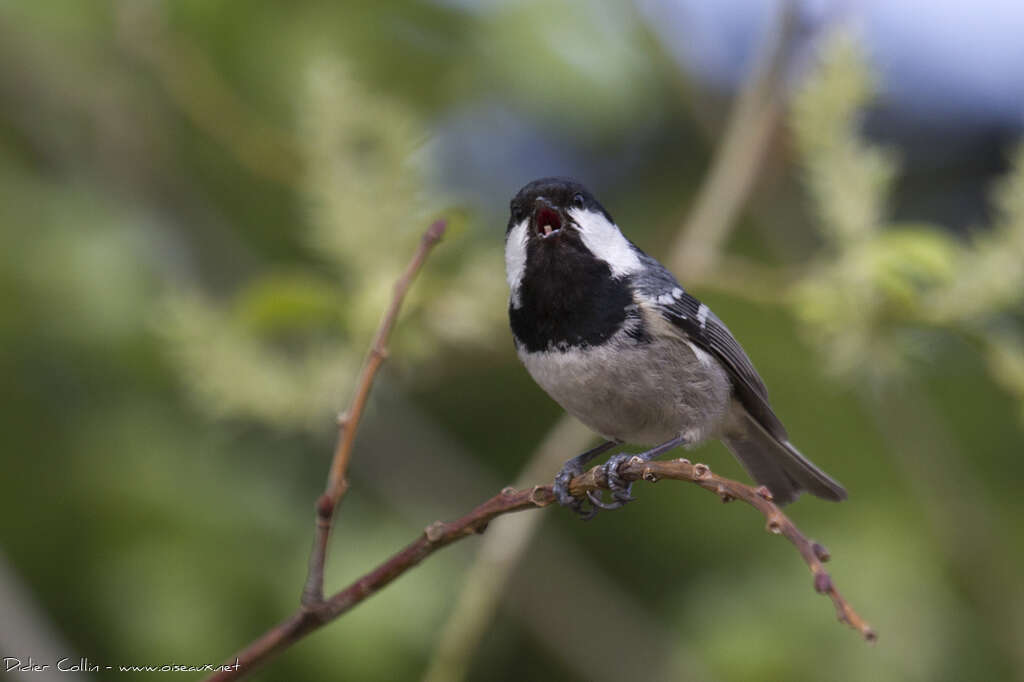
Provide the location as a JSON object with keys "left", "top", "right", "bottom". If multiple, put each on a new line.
{"left": 509, "top": 235, "right": 635, "bottom": 353}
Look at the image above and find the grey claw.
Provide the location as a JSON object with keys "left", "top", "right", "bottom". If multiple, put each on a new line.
{"left": 554, "top": 462, "right": 602, "bottom": 519}
{"left": 601, "top": 454, "right": 637, "bottom": 507}
{"left": 551, "top": 440, "right": 622, "bottom": 520}
{"left": 612, "top": 487, "right": 635, "bottom": 504}
{"left": 586, "top": 490, "right": 626, "bottom": 511}
{"left": 554, "top": 483, "right": 574, "bottom": 508}
{"left": 607, "top": 463, "right": 634, "bottom": 501}
{"left": 553, "top": 466, "right": 580, "bottom": 508}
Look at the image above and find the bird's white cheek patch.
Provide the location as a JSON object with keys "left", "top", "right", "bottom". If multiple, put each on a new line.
{"left": 570, "top": 208, "right": 642, "bottom": 278}
{"left": 505, "top": 220, "right": 529, "bottom": 308}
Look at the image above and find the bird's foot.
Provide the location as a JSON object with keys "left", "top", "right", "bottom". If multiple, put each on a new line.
{"left": 584, "top": 453, "right": 636, "bottom": 511}
{"left": 581, "top": 434, "right": 690, "bottom": 514}
{"left": 553, "top": 458, "right": 600, "bottom": 520}
{"left": 553, "top": 440, "right": 619, "bottom": 521}
{"left": 553, "top": 458, "right": 583, "bottom": 507}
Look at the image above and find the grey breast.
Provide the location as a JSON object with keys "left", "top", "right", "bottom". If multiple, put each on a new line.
{"left": 520, "top": 328, "right": 732, "bottom": 445}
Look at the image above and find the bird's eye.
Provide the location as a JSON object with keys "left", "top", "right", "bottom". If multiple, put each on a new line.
{"left": 510, "top": 202, "right": 524, "bottom": 222}
{"left": 572, "top": 193, "right": 586, "bottom": 210}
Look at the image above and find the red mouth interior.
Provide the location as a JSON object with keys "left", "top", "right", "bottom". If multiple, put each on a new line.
{"left": 534, "top": 207, "right": 562, "bottom": 237}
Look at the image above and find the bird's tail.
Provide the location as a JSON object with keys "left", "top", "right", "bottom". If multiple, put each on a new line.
{"left": 722, "top": 412, "right": 847, "bottom": 505}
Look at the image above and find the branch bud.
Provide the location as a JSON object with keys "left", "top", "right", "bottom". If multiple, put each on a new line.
{"left": 424, "top": 219, "right": 447, "bottom": 244}
{"left": 424, "top": 521, "right": 446, "bottom": 543}
{"left": 814, "top": 572, "right": 833, "bottom": 594}
{"left": 316, "top": 494, "right": 335, "bottom": 519}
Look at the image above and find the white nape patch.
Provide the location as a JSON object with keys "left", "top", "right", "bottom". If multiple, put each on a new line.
{"left": 672, "top": 287, "right": 683, "bottom": 299}
{"left": 569, "top": 208, "right": 642, "bottom": 278}
{"left": 505, "top": 220, "right": 529, "bottom": 308}
{"left": 697, "top": 303, "right": 709, "bottom": 331}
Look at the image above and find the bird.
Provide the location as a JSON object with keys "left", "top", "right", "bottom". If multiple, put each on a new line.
{"left": 504, "top": 177, "right": 847, "bottom": 518}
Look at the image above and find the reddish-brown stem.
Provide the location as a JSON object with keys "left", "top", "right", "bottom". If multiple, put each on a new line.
{"left": 578, "top": 457, "right": 878, "bottom": 641}
{"left": 301, "top": 219, "right": 447, "bottom": 606}
{"left": 204, "top": 459, "right": 874, "bottom": 682}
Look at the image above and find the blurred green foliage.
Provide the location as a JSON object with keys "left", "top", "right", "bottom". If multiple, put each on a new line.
{"left": 792, "top": 36, "right": 1024, "bottom": 403}
{"left": 1, "top": 4, "right": 1022, "bottom": 682}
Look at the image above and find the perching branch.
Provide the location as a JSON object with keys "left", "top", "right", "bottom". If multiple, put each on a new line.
{"left": 204, "top": 455, "right": 874, "bottom": 681}
{"left": 301, "top": 219, "right": 447, "bottom": 606}
{"left": 202, "top": 212, "right": 873, "bottom": 682}
{"left": 567, "top": 457, "right": 876, "bottom": 641}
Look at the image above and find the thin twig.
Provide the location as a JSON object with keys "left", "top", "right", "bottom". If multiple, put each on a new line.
{"left": 568, "top": 457, "right": 876, "bottom": 641}
{"left": 203, "top": 456, "right": 874, "bottom": 682}
{"left": 301, "top": 219, "right": 447, "bottom": 606}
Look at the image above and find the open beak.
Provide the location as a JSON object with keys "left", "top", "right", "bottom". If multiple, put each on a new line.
{"left": 532, "top": 199, "right": 565, "bottom": 240}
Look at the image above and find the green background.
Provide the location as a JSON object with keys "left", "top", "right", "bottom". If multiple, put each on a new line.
{"left": 1, "top": 2, "right": 1022, "bottom": 681}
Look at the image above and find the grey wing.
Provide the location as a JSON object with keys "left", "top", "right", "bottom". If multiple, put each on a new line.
{"left": 632, "top": 254, "right": 788, "bottom": 441}
{"left": 632, "top": 253, "right": 847, "bottom": 503}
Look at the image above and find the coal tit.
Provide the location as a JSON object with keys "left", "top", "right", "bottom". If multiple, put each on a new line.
{"left": 505, "top": 177, "right": 847, "bottom": 518}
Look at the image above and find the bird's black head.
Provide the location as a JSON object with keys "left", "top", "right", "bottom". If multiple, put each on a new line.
{"left": 505, "top": 177, "right": 640, "bottom": 293}
{"left": 505, "top": 178, "right": 645, "bottom": 352}
{"left": 506, "top": 177, "right": 613, "bottom": 240}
